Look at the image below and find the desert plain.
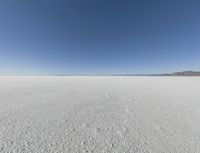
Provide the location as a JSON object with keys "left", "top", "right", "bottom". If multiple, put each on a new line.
{"left": 0, "top": 76, "right": 200, "bottom": 153}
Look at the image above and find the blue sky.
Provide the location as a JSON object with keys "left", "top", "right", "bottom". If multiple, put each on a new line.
{"left": 0, "top": 0, "right": 200, "bottom": 75}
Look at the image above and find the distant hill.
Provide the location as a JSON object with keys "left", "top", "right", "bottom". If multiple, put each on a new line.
{"left": 162, "top": 71, "right": 200, "bottom": 76}
{"left": 113, "top": 71, "right": 200, "bottom": 76}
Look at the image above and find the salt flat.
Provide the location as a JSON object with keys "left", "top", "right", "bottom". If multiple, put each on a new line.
{"left": 0, "top": 76, "right": 200, "bottom": 153}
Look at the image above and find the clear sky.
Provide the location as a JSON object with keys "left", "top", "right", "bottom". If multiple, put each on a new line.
{"left": 0, "top": 0, "right": 200, "bottom": 75}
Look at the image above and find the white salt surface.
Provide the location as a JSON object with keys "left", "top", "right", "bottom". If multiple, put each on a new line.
{"left": 0, "top": 76, "right": 200, "bottom": 152}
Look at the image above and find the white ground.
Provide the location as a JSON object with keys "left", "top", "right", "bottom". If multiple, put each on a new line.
{"left": 0, "top": 76, "right": 200, "bottom": 153}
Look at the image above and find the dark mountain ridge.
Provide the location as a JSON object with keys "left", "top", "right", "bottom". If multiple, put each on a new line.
{"left": 163, "top": 71, "right": 200, "bottom": 76}
{"left": 113, "top": 71, "right": 200, "bottom": 76}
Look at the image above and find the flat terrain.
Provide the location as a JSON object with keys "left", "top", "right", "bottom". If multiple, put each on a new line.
{"left": 0, "top": 76, "right": 200, "bottom": 153}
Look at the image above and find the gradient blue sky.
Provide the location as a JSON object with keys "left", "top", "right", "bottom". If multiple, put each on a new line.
{"left": 0, "top": 0, "right": 200, "bottom": 75}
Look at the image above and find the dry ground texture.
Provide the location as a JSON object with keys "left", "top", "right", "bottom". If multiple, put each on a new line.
{"left": 0, "top": 76, "right": 200, "bottom": 153}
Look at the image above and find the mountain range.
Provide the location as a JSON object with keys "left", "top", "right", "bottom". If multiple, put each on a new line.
{"left": 162, "top": 71, "right": 200, "bottom": 76}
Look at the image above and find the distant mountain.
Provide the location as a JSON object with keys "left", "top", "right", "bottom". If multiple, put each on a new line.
{"left": 162, "top": 71, "right": 200, "bottom": 76}
{"left": 113, "top": 71, "right": 200, "bottom": 76}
